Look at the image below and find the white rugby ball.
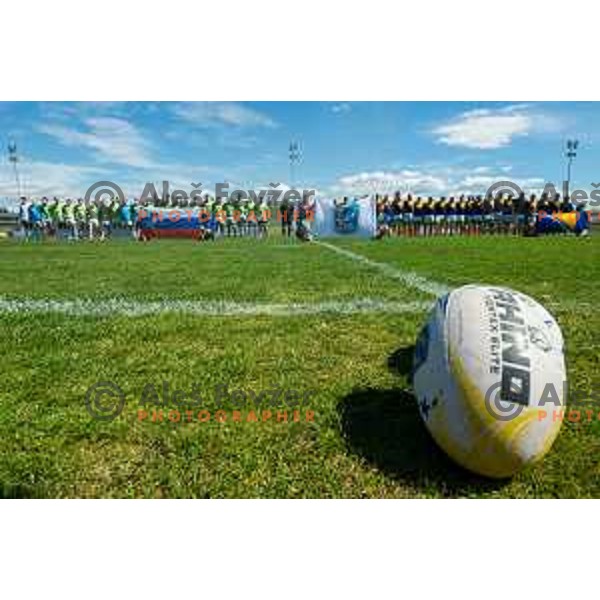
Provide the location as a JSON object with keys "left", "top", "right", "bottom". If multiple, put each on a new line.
{"left": 413, "top": 285, "right": 566, "bottom": 478}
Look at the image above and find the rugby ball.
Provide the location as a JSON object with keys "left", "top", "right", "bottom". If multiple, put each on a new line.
{"left": 413, "top": 285, "right": 566, "bottom": 478}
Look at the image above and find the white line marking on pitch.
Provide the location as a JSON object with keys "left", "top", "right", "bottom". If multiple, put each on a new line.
{"left": 316, "top": 241, "right": 450, "bottom": 297}
{"left": 0, "top": 297, "right": 433, "bottom": 317}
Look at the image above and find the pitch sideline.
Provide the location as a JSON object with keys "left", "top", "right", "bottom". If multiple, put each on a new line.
{"left": 0, "top": 297, "right": 433, "bottom": 317}
{"left": 315, "top": 241, "right": 586, "bottom": 315}
{"left": 316, "top": 240, "right": 450, "bottom": 297}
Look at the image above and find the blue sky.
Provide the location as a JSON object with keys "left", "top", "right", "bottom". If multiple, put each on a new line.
{"left": 0, "top": 101, "right": 598, "bottom": 202}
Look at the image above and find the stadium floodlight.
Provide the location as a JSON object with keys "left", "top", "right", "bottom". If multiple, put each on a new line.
{"left": 7, "top": 139, "right": 22, "bottom": 199}
{"left": 289, "top": 141, "right": 301, "bottom": 189}
{"left": 565, "top": 138, "right": 579, "bottom": 199}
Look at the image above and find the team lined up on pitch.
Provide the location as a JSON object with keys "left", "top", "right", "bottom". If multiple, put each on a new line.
{"left": 376, "top": 192, "right": 591, "bottom": 236}
{"left": 16, "top": 195, "right": 315, "bottom": 241}
{"left": 13, "top": 189, "right": 592, "bottom": 242}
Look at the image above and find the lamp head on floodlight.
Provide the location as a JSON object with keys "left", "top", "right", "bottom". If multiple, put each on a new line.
{"left": 8, "top": 140, "right": 17, "bottom": 162}
{"left": 566, "top": 138, "right": 579, "bottom": 159}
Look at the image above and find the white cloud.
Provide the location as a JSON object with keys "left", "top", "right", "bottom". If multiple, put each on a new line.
{"left": 457, "top": 175, "right": 545, "bottom": 193}
{"left": 0, "top": 160, "right": 102, "bottom": 199}
{"left": 469, "top": 165, "right": 513, "bottom": 175}
{"left": 0, "top": 152, "right": 215, "bottom": 203}
{"left": 330, "top": 166, "right": 546, "bottom": 197}
{"left": 334, "top": 170, "right": 449, "bottom": 195}
{"left": 173, "top": 102, "right": 276, "bottom": 129}
{"left": 212, "top": 180, "right": 319, "bottom": 197}
{"left": 431, "top": 105, "right": 563, "bottom": 149}
{"left": 37, "top": 117, "right": 154, "bottom": 168}
{"left": 331, "top": 102, "right": 351, "bottom": 114}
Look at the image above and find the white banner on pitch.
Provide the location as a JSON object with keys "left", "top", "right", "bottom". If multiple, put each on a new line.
{"left": 313, "top": 197, "right": 376, "bottom": 237}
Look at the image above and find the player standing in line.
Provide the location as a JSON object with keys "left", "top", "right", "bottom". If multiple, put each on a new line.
{"left": 214, "top": 197, "right": 224, "bottom": 237}
{"left": 434, "top": 196, "right": 445, "bottom": 236}
{"left": 28, "top": 198, "right": 43, "bottom": 241}
{"left": 514, "top": 191, "right": 526, "bottom": 236}
{"left": 258, "top": 197, "right": 270, "bottom": 239}
{"left": 46, "top": 197, "right": 58, "bottom": 238}
{"left": 55, "top": 197, "right": 66, "bottom": 239}
{"left": 202, "top": 194, "right": 215, "bottom": 237}
{"left": 475, "top": 196, "right": 483, "bottom": 236}
{"left": 297, "top": 196, "right": 312, "bottom": 234}
{"left": 482, "top": 194, "right": 493, "bottom": 235}
{"left": 458, "top": 197, "right": 466, "bottom": 235}
{"left": 87, "top": 199, "right": 100, "bottom": 240}
{"left": 451, "top": 196, "right": 459, "bottom": 235}
{"left": 492, "top": 193, "right": 503, "bottom": 235}
{"left": 465, "top": 196, "right": 474, "bottom": 236}
{"left": 237, "top": 199, "right": 248, "bottom": 237}
{"left": 280, "top": 196, "right": 293, "bottom": 238}
{"left": 75, "top": 199, "right": 87, "bottom": 239}
{"left": 224, "top": 198, "right": 236, "bottom": 237}
{"left": 381, "top": 195, "right": 390, "bottom": 234}
{"left": 120, "top": 200, "right": 133, "bottom": 238}
{"left": 418, "top": 197, "right": 426, "bottom": 236}
{"left": 63, "top": 198, "right": 77, "bottom": 240}
{"left": 463, "top": 197, "right": 472, "bottom": 235}
{"left": 426, "top": 196, "right": 435, "bottom": 236}
{"left": 397, "top": 195, "right": 407, "bottom": 236}
{"left": 38, "top": 197, "right": 50, "bottom": 237}
{"left": 413, "top": 196, "right": 423, "bottom": 236}
{"left": 130, "top": 199, "right": 141, "bottom": 240}
{"left": 18, "top": 196, "right": 31, "bottom": 240}
{"left": 200, "top": 194, "right": 211, "bottom": 229}
{"left": 110, "top": 197, "right": 121, "bottom": 234}
{"left": 390, "top": 193, "right": 401, "bottom": 236}
{"left": 501, "top": 194, "right": 510, "bottom": 235}
{"left": 447, "top": 196, "right": 456, "bottom": 236}
{"left": 50, "top": 197, "right": 58, "bottom": 239}
{"left": 246, "top": 197, "right": 257, "bottom": 238}
{"left": 381, "top": 197, "right": 394, "bottom": 236}
{"left": 403, "top": 194, "right": 413, "bottom": 236}
{"left": 99, "top": 199, "right": 112, "bottom": 241}
{"left": 525, "top": 194, "right": 537, "bottom": 236}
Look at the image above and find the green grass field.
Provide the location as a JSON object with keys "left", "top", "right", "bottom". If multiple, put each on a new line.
{"left": 0, "top": 234, "right": 598, "bottom": 498}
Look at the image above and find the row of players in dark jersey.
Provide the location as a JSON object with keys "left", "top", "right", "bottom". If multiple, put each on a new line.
{"left": 376, "top": 191, "right": 580, "bottom": 236}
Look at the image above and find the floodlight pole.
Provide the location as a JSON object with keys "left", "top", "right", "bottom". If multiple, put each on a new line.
{"left": 289, "top": 141, "right": 301, "bottom": 190}
{"left": 565, "top": 138, "right": 579, "bottom": 200}
{"left": 8, "top": 140, "right": 21, "bottom": 199}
